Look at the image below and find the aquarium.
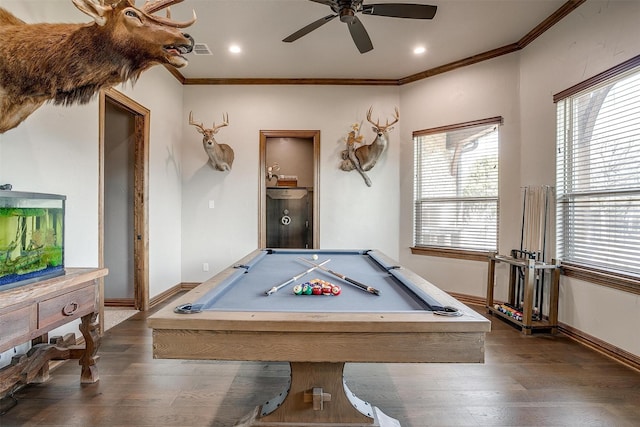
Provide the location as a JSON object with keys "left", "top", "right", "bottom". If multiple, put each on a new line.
{"left": 0, "top": 191, "right": 65, "bottom": 290}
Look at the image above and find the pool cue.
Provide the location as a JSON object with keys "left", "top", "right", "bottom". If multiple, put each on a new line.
{"left": 298, "top": 257, "right": 381, "bottom": 296}
{"left": 265, "top": 259, "right": 331, "bottom": 295}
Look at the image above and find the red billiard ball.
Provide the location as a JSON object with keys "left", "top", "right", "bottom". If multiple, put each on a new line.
{"left": 331, "top": 285, "right": 341, "bottom": 295}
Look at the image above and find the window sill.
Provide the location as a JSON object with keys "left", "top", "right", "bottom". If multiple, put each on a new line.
{"left": 410, "top": 249, "right": 640, "bottom": 296}
{"left": 561, "top": 263, "right": 640, "bottom": 296}
{"left": 410, "top": 246, "right": 493, "bottom": 262}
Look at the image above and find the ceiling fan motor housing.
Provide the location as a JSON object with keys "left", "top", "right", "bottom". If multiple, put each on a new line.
{"left": 337, "top": 0, "right": 358, "bottom": 23}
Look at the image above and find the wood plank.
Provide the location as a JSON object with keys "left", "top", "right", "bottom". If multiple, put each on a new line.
{"left": 0, "top": 268, "right": 107, "bottom": 312}
{"left": 152, "top": 330, "right": 485, "bottom": 363}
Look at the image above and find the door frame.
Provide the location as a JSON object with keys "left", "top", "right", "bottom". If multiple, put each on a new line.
{"left": 99, "top": 88, "right": 150, "bottom": 328}
{"left": 259, "top": 130, "right": 320, "bottom": 248}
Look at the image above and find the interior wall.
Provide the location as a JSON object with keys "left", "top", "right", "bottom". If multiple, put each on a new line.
{"left": 518, "top": 0, "right": 640, "bottom": 356}
{"left": 399, "top": 0, "right": 640, "bottom": 357}
{"left": 399, "top": 53, "right": 522, "bottom": 300}
{"left": 0, "top": 85, "right": 101, "bottom": 271}
{"left": 181, "top": 85, "right": 400, "bottom": 283}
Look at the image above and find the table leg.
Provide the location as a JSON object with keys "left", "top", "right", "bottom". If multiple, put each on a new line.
{"left": 486, "top": 258, "right": 496, "bottom": 311}
{"left": 237, "top": 362, "right": 400, "bottom": 427}
{"left": 78, "top": 311, "right": 100, "bottom": 383}
{"left": 547, "top": 259, "right": 561, "bottom": 334}
{"left": 521, "top": 259, "right": 535, "bottom": 335}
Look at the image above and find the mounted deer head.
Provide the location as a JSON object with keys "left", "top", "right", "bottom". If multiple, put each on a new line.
{"left": 0, "top": 0, "right": 196, "bottom": 133}
{"left": 339, "top": 106, "right": 399, "bottom": 186}
{"left": 189, "top": 111, "right": 235, "bottom": 172}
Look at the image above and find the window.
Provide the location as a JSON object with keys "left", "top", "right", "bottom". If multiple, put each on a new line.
{"left": 556, "top": 60, "right": 640, "bottom": 277}
{"left": 413, "top": 117, "right": 501, "bottom": 253}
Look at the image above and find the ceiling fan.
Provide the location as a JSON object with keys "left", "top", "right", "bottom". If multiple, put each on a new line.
{"left": 283, "top": 0, "right": 437, "bottom": 54}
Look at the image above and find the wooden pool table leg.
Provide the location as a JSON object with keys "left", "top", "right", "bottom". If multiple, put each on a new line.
{"left": 236, "top": 362, "right": 400, "bottom": 426}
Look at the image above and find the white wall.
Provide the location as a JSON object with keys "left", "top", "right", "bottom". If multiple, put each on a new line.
{"left": 0, "top": 84, "right": 101, "bottom": 269}
{"left": 0, "top": 72, "right": 184, "bottom": 299}
{"left": 399, "top": 0, "right": 640, "bottom": 357}
{"left": 181, "top": 85, "right": 400, "bottom": 282}
{"left": 399, "top": 53, "right": 522, "bottom": 300}
{"left": 518, "top": 0, "right": 640, "bottom": 356}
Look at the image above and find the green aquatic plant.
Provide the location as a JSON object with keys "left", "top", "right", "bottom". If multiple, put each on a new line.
{"left": 0, "top": 208, "right": 47, "bottom": 217}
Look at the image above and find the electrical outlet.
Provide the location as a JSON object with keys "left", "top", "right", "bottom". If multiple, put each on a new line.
{"left": 203, "top": 263, "right": 209, "bottom": 272}
{"left": 208, "top": 200, "right": 215, "bottom": 209}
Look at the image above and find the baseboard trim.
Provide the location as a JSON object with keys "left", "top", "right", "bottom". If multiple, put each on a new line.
{"left": 448, "top": 291, "right": 640, "bottom": 372}
{"left": 447, "top": 292, "right": 486, "bottom": 307}
{"left": 104, "top": 298, "right": 135, "bottom": 308}
{"left": 148, "top": 282, "right": 199, "bottom": 309}
{"left": 558, "top": 322, "right": 640, "bottom": 372}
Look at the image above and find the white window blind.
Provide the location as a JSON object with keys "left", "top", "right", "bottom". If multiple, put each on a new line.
{"left": 413, "top": 118, "right": 501, "bottom": 252}
{"left": 556, "top": 66, "right": 640, "bottom": 275}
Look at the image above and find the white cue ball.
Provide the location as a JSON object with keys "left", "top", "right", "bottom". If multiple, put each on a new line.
{"left": 312, "top": 254, "right": 318, "bottom": 260}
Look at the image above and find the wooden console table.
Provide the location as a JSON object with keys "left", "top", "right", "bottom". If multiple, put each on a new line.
{"left": 486, "top": 254, "right": 560, "bottom": 334}
{"left": 0, "top": 268, "right": 108, "bottom": 399}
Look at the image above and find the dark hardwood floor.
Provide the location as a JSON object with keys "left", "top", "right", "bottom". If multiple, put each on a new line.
{"left": 1, "top": 303, "right": 639, "bottom": 426}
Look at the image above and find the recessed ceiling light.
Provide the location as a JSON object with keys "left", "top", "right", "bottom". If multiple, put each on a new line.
{"left": 229, "top": 44, "right": 242, "bottom": 54}
{"left": 413, "top": 46, "right": 426, "bottom": 55}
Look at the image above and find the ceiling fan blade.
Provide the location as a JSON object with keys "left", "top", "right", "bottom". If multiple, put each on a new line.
{"left": 362, "top": 3, "right": 437, "bottom": 19}
{"left": 283, "top": 14, "right": 338, "bottom": 42}
{"left": 308, "top": 0, "right": 336, "bottom": 5}
{"left": 347, "top": 15, "right": 373, "bottom": 54}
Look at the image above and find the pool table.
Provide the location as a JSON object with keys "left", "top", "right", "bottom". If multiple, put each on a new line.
{"left": 149, "top": 249, "right": 490, "bottom": 427}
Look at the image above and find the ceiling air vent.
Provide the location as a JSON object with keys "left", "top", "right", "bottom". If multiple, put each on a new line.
{"left": 193, "top": 43, "right": 212, "bottom": 55}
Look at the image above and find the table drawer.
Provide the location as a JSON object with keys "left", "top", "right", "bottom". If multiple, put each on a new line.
{"left": 38, "top": 286, "right": 96, "bottom": 330}
{"left": 0, "top": 305, "right": 37, "bottom": 353}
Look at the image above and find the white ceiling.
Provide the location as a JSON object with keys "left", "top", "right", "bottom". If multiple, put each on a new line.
{"left": 174, "top": 0, "right": 570, "bottom": 81}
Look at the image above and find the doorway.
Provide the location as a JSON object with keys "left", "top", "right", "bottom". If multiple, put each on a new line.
{"left": 259, "top": 131, "right": 320, "bottom": 248}
{"left": 99, "top": 88, "right": 149, "bottom": 331}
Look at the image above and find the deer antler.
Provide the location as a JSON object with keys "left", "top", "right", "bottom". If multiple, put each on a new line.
{"left": 366, "top": 106, "right": 399, "bottom": 131}
{"left": 71, "top": 0, "right": 111, "bottom": 25}
{"left": 211, "top": 113, "right": 229, "bottom": 134}
{"left": 189, "top": 112, "right": 229, "bottom": 134}
{"left": 141, "top": 0, "right": 196, "bottom": 28}
{"left": 188, "top": 111, "right": 206, "bottom": 133}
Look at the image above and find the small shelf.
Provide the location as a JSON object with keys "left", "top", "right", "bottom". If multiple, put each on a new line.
{"left": 486, "top": 254, "right": 561, "bottom": 335}
{"left": 486, "top": 305, "right": 556, "bottom": 333}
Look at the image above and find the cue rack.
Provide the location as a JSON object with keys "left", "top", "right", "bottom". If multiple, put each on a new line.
{"left": 486, "top": 186, "right": 561, "bottom": 334}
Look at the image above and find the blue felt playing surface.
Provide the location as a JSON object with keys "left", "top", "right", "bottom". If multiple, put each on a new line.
{"left": 184, "top": 249, "right": 445, "bottom": 313}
